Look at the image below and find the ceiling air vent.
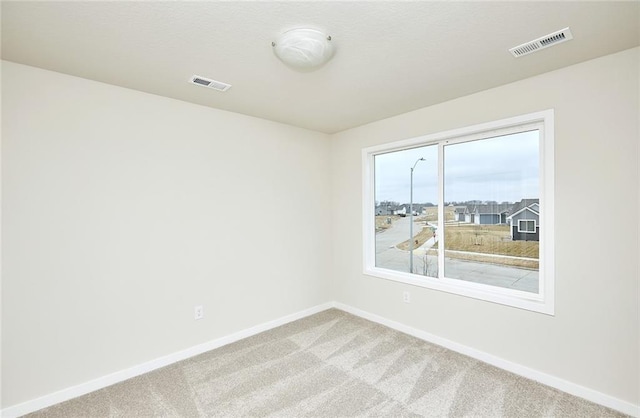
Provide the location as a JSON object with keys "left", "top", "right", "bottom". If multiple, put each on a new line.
{"left": 189, "top": 75, "right": 231, "bottom": 92}
{"left": 509, "top": 27, "right": 573, "bottom": 58}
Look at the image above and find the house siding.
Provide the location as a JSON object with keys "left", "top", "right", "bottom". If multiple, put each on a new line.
{"left": 478, "top": 213, "right": 501, "bottom": 224}
{"left": 512, "top": 226, "right": 540, "bottom": 241}
{"left": 510, "top": 210, "right": 540, "bottom": 241}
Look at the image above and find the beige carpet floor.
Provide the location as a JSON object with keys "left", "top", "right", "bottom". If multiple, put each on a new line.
{"left": 28, "top": 309, "right": 625, "bottom": 417}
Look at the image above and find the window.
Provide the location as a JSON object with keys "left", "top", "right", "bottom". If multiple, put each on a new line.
{"left": 518, "top": 219, "right": 536, "bottom": 233}
{"left": 363, "top": 110, "right": 554, "bottom": 314}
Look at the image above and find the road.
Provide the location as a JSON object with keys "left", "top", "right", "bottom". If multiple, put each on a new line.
{"left": 375, "top": 216, "right": 437, "bottom": 276}
{"left": 375, "top": 217, "right": 539, "bottom": 293}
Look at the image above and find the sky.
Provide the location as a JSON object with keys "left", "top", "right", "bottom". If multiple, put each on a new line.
{"left": 374, "top": 130, "right": 539, "bottom": 204}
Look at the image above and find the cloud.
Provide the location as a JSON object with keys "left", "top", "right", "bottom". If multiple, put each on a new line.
{"left": 374, "top": 130, "right": 539, "bottom": 204}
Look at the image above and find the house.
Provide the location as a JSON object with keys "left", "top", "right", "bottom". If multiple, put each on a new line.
{"left": 453, "top": 205, "right": 468, "bottom": 221}
{"left": 464, "top": 207, "right": 474, "bottom": 223}
{"left": 393, "top": 204, "right": 424, "bottom": 216}
{"left": 395, "top": 205, "right": 407, "bottom": 216}
{"left": 470, "top": 203, "right": 511, "bottom": 225}
{"left": 375, "top": 204, "right": 397, "bottom": 216}
{"left": 507, "top": 198, "right": 540, "bottom": 241}
{"left": 1, "top": 2, "right": 638, "bottom": 417}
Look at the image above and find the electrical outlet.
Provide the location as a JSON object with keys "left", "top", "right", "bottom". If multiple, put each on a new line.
{"left": 194, "top": 305, "right": 204, "bottom": 320}
{"left": 403, "top": 291, "right": 411, "bottom": 303}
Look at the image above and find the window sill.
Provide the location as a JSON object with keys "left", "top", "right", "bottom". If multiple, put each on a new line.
{"left": 364, "top": 265, "right": 554, "bottom": 315}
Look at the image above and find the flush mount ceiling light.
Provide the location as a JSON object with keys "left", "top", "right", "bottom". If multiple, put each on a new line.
{"left": 272, "top": 28, "right": 334, "bottom": 71}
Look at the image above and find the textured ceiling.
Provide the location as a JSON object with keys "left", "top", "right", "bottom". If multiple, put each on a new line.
{"left": 2, "top": 1, "right": 639, "bottom": 134}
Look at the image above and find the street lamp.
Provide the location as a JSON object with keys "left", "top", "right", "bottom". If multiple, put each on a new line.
{"left": 409, "top": 158, "right": 426, "bottom": 273}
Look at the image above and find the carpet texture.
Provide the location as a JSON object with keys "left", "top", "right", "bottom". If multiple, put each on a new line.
{"left": 28, "top": 309, "right": 625, "bottom": 417}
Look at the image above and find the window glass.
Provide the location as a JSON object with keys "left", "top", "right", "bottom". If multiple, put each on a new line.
{"left": 519, "top": 220, "right": 536, "bottom": 232}
{"left": 374, "top": 145, "right": 438, "bottom": 276}
{"left": 443, "top": 131, "right": 540, "bottom": 293}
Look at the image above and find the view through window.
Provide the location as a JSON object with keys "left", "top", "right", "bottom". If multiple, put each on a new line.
{"left": 442, "top": 131, "right": 540, "bottom": 293}
{"left": 375, "top": 145, "right": 438, "bottom": 277}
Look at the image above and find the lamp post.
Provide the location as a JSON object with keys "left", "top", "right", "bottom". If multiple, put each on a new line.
{"left": 409, "top": 158, "right": 426, "bottom": 273}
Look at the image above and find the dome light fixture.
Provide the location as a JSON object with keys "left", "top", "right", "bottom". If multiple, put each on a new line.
{"left": 272, "top": 28, "right": 334, "bottom": 71}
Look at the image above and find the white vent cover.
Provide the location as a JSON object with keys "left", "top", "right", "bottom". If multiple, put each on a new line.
{"left": 509, "top": 28, "right": 573, "bottom": 58}
{"left": 189, "top": 75, "right": 231, "bottom": 92}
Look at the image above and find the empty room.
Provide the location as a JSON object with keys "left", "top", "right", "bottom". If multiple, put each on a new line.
{"left": 1, "top": 1, "right": 638, "bottom": 417}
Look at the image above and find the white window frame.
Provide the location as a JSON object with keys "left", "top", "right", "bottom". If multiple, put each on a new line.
{"left": 518, "top": 219, "right": 537, "bottom": 233}
{"left": 362, "top": 110, "right": 555, "bottom": 315}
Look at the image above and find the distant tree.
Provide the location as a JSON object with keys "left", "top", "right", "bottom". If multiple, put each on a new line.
{"left": 379, "top": 200, "right": 400, "bottom": 207}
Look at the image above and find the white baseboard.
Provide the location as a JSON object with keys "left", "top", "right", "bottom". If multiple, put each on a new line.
{"left": 1, "top": 302, "right": 334, "bottom": 418}
{"left": 3, "top": 301, "right": 638, "bottom": 418}
{"left": 335, "top": 302, "right": 640, "bottom": 418}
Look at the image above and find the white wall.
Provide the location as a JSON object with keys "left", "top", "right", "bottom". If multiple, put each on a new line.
{"left": 1, "top": 61, "right": 332, "bottom": 408}
{"left": 330, "top": 47, "right": 639, "bottom": 405}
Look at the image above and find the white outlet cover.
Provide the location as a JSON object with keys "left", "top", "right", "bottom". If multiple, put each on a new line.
{"left": 403, "top": 292, "right": 411, "bottom": 303}
{"left": 194, "top": 305, "right": 204, "bottom": 320}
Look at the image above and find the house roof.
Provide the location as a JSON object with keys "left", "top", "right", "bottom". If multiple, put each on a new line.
{"left": 510, "top": 198, "right": 539, "bottom": 214}
{"left": 2, "top": 2, "right": 638, "bottom": 133}
{"left": 474, "top": 204, "right": 512, "bottom": 215}
{"left": 507, "top": 198, "right": 540, "bottom": 219}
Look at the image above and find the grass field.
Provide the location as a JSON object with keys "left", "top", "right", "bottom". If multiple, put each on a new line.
{"left": 397, "top": 206, "right": 454, "bottom": 251}
{"left": 415, "top": 205, "right": 455, "bottom": 223}
{"left": 398, "top": 220, "right": 539, "bottom": 269}
{"left": 375, "top": 215, "right": 400, "bottom": 232}
{"left": 443, "top": 223, "right": 538, "bottom": 258}
{"left": 397, "top": 226, "right": 435, "bottom": 251}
